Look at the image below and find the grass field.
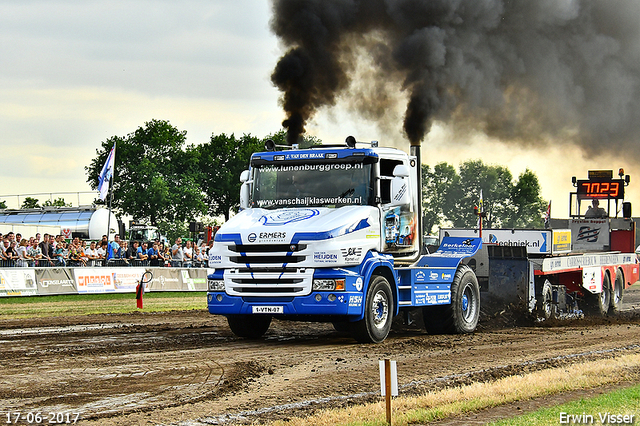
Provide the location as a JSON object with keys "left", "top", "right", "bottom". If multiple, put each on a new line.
{"left": 0, "top": 292, "right": 208, "bottom": 318}
{"left": 2, "top": 293, "right": 638, "bottom": 425}
{"left": 489, "top": 383, "right": 640, "bottom": 426}
{"left": 269, "top": 353, "right": 640, "bottom": 426}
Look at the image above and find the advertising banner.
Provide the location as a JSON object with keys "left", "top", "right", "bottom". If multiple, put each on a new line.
{"left": 1, "top": 267, "right": 210, "bottom": 296}
{"left": 552, "top": 229, "right": 572, "bottom": 253}
{"left": 146, "top": 269, "right": 183, "bottom": 291}
{"left": 111, "top": 268, "right": 148, "bottom": 293}
{"left": 74, "top": 268, "right": 116, "bottom": 293}
{"left": 570, "top": 219, "right": 610, "bottom": 251}
{"left": 180, "top": 269, "right": 208, "bottom": 291}
{"left": 440, "top": 228, "right": 553, "bottom": 254}
{"left": 35, "top": 268, "right": 77, "bottom": 295}
{"left": 0, "top": 269, "right": 37, "bottom": 296}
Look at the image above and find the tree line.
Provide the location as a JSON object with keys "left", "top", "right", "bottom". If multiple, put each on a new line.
{"left": 85, "top": 120, "right": 308, "bottom": 239}
{"left": 421, "top": 161, "right": 547, "bottom": 234}
{"left": 85, "top": 119, "right": 547, "bottom": 237}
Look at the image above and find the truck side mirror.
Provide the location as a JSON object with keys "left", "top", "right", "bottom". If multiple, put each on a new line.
{"left": 239, "top": 170, "right": 251, "bottom": 210}
{"left": 390, "top": 164, "right": 410, "bottom": 207}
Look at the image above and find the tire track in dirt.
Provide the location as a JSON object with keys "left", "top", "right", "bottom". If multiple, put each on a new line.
{"left": 0, "top": 286, "right": 639, "bottom": 425}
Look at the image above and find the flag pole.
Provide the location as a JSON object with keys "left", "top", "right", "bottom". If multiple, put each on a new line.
{"left": 106, "top": 175, "right": 113, "bottom": 240}
{"left": 98, "top": 142, "right": 116, "bottom": 241}
{"left": 109, "top": 142, "right": 116, "bottom": 241}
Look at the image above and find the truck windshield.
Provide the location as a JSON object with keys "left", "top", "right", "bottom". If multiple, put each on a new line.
{"left": 130, "top": 228, "right": 160, "bottom": 242}
{"left": 252, "top": 162, "right": 373, "bottom": 209}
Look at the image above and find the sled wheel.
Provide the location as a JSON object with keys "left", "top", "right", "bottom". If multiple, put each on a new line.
{"left": 610, "top": 270, "right": 624, "bottom": 314}
{"left": 583, "top": 273, "right": 611, "bottom": 317}
{"left": 536, "top": 280, "right": 555, "bottom": 320}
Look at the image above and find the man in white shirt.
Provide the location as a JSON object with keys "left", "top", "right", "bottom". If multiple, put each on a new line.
{"left": 171, "top": 237, "right": 184, "bottom": 267}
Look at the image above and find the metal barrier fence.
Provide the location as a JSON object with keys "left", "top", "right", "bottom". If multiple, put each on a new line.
{"left": 0, "top": 258, "right": 207, "bottom": 268}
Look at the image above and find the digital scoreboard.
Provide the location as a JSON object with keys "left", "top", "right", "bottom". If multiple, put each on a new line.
{"left": 570, "top": 169, "right": 629, "bottom": 217}
{"left": 576, "top": 180, "right": 624, "bottom": 199}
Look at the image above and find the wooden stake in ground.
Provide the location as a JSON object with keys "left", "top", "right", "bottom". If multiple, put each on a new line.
{"left": 379, "top": 359, "right": 398, "bottom": 425}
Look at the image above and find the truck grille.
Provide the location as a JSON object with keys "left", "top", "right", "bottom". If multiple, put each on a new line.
{"left": 230, "top": 255, "right": 305, "bottom": 264}
{"left": 224, "top": 268, "right": 313, "bottom": 297}
{"left": 228, "top": 244, "right": 308, "bottom": 266}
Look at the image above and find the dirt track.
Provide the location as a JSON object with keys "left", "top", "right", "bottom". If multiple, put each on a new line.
{"left": 2, "top": 286, "right": 640, "bottom": 425}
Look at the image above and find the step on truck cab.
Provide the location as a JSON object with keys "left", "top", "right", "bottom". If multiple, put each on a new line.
{"left": 207, "top": 137, "right": 482, "bottom": 342}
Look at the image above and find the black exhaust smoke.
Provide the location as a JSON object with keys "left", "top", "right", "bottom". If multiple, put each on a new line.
{"left": 270, "top": 0, "right": 640, "bottom": 151}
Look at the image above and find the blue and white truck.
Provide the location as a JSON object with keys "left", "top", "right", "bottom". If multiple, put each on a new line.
{"left": 207, "top": 137, "right": 483, "bottom": 343}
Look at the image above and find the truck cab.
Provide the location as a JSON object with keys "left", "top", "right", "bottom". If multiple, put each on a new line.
{"left": 207, "top": 138, "right": 481, "bottom": 342}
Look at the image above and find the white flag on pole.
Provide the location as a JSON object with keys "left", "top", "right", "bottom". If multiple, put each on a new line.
{"left": 98, "top": 145, "right": 115, "bottom": 201}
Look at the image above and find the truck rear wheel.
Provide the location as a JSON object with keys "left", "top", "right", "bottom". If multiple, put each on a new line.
{"left": 583, "top": 273, "right": 611, "bottom": 317}
{"left": 227, "top": 315, "right": 272, "bottom": 338}
{"left": 610, "top": 270, "right": 624, "bottom": 314}
{"left": 350, "top": 275, "right": 394, "bottom": 343}
{"left": 423, "top": 265, "right": 480, "bottom": 334}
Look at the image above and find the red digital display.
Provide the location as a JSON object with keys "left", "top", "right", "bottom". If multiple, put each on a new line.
{"left": 576, "top": 179, "right": 624, "bottom": 200}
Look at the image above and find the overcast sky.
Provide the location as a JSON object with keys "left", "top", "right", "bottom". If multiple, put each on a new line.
{"left": 1, "top": 0, "right": 638, "bottom": 218}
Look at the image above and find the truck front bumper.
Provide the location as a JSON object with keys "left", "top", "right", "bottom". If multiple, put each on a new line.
{"left": 207, "top": 291, "right": 365, "bottom": 316}
{"left": 207, "top": 267, "right": 365, "bottom": 317}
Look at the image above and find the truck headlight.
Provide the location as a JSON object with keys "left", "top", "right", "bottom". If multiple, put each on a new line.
{"left": 312, "top": 279, "right": 345, "bottom": 291}
{"left": 208, "top": 279, "right": 225, "bottom": 291}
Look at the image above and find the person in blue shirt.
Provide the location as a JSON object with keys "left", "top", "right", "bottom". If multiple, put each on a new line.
{"left": 148, "top": 242, "right": 160, "bottom": 266}
{"left": 137, "top": 241, "right": 149, "bottom": 261}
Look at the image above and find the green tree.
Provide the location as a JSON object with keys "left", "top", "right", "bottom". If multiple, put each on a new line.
{"left": 446, "top": 160, "right": 514, "bottom": 228}
{"left": 0, "top": 200, "right": 7, "bottom": 209}
{"left": 421, "top": 162, "right": 460, "bottom": 235}
{"left": 156, "top": 220, "right": 189, "bottom": 244}
{"left": 21, "top": 197, "right": 40, "bottom": 209}
{"left": 86, "top": 119, "right": 206, "bottom": 226}
{"left": 508, "top": 169, "right": 547, "bottom": 228}
{"left": 42, "top": 197, "right": 71, "bottom": 207}
{"left": 421, "top": 160, "right": 547, "bottom": 231}
{"left": 193, "top": 133, "right": 264, "bottom": 221}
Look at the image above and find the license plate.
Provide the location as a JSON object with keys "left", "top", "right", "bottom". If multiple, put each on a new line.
{"left": 252, "top": 306, "right": 283, "bottom": 314}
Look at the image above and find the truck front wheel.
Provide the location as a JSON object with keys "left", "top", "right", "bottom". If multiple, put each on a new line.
{"left": 227, "top": 315, "right": 272, "bottom": 338}
{"left": 350, "top": 275, "right": 394, "bottom": 343}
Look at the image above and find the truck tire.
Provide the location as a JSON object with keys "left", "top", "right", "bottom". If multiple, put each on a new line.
{"left": 583, "top": 273, "right": 611, "bottom": 317}
{"left": 227, "top": 315, "right": 272, "bottom": 338}
{"left": 423, "top": 265, "right": 480, "bottom": 334}
{"left": 610, "top": 270, "right": 624, "bottom": 314}
{"left": 350, "top": 275, "right": 394, "bottom": 343}
{"left": 535, "top": 280, "right": 556, "bottom": 320}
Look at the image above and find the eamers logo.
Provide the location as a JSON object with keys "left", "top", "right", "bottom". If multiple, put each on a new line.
{"left": 248, "top": 231, "right": 287, "bottom": 243}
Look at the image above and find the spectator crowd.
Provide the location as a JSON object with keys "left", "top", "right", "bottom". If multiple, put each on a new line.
{"left": 0, "top": 231, "right": 215, "bottom": 268}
